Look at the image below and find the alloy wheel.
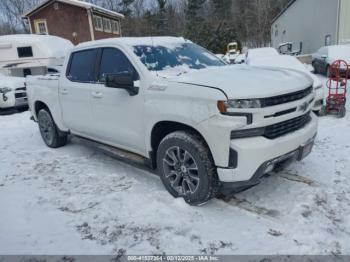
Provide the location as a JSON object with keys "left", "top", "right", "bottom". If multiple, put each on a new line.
{"left": 38, "top": 111, "right": 54, "bottom": 145}
{"left": 162, "top": 146, "right": 200, "bottom": 196}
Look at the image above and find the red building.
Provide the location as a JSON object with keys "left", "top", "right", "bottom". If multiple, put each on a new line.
{"left": 23, "top": 0, "right": 124, "bottom": 45}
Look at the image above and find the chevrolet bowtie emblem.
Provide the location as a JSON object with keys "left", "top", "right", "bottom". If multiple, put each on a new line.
{"left": 299, "top": 102, "right": 309, "bottom": 112}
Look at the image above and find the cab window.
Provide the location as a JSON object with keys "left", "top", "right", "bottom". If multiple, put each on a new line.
{"left": 98, "top": 48, "right": 139, "bottom": 82}
{"left": 67, "top": 49, "right": 98, "bottom": 82}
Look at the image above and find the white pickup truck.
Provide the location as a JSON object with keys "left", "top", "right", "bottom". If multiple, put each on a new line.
{"left": 27, "top": 37, "right": 318, "bottom": 205}
{"left": 0, "top": 74, "right": 27, "bottom": 110}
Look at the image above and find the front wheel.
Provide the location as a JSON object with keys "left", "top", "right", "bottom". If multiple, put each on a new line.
{"left": 38, "top": 109, "right": 67, "bottom": 148}
{"left": 157, "top": 131, "right": 219, "bottom": 206}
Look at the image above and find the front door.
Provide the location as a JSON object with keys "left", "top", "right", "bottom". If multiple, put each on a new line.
{"left": 90, "top": 47, "right": 145, "bottom": 155}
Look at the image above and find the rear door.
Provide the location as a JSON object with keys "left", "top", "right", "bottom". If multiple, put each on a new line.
{"left": 59, "top": 48, "right": 98, "bottom": 135}
{"left": 89, "top": 47, "right": 145, "bottom": 154}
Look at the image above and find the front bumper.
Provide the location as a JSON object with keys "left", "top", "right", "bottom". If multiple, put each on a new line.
{"left": 217, "top": 112, "right": 318, "bottom": 184}
{"left": 0, "top": 91, "right": 27, "bottom": 109}
{"left": 220, "top": 135, "right": 315, "bottom": 194}
{"left": 14, "top": 97, "right": 28, "bottom": 108}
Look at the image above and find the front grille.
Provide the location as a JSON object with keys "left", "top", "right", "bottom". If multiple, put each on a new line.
{"left": 231, "top": 112, "right": 312, "bottom": 140}
{"left": 261, "top": 86, "right": 313, "bottom": 107}
{"left": 264, "top": 112, "right": 312, "bottom": 139}
{"left": 15, "top": 92, "right": 26, "bottom": 99}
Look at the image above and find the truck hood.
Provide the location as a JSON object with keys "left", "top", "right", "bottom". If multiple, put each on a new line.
{"left": 0, "top": 75, "right": 25, "bottom": 90}
{"left": 165, "top": 65, "right": 313, "bottom": 99}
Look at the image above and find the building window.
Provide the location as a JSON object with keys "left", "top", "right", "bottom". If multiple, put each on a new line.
{"left": 93, "top": 15, "right": 103, "bottom": 31}
{"left": 34, "top": 19, "right": 48, "bottom": 34}
{"left": 17, "top": 47, "right": 33, "bottom": 58}
{"left": 111, "top": 20, "right": 120, "bottom": 35}
{"left": 103, "top": 18, "right": 111, "bottom": 33}
{"left": 275, "top": 30, "right": 278, "bottom": 37}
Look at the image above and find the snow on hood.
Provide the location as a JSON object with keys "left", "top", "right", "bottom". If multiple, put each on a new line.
{"left": 0, "top": 75, "right": 25, "bottom": 90}
{"left": 165, "top": 65, "right": 313, "bottom": 99}
{"left": 247, "top": 55, "right": 321, "bottom": 88}
{"left": 328, "top": 45, "right": 350, "bottom": 63}
{"left": 247, "top": 48, "right": 279, "bottom": 60}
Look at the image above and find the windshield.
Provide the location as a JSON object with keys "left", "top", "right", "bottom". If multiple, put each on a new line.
{"left": 133, "top": 43, "right": 225, "bottom": 72}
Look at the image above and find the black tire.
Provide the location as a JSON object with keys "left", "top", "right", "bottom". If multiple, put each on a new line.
{"left": 37, "top": 109, "right": 67, "bottom": 148}
{"left": 313, "top": 110, "right": 320, "bottom": 116}
{"left": 312, "top": 62, "right": 317, "bottom": 74}
{"left": 338, "top": 106, "right": 346, "bottom": 118}
{"left": 326, "top": 65, "right": 332, "bottom": 78}
{"left": 17, "top": 105, "right": 29, "bottom": 112}
{"left": 319, "top": 106, "right": 327, "bottom": 117}
{"left": 157, "top": 131, "right": 219, "bottom": 206}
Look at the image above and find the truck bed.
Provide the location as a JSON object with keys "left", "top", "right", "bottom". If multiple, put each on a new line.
{"left": 26, "top": 74, "right": 62, "bottom": 126}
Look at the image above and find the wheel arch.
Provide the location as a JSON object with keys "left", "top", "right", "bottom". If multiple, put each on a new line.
{"left": 149, "top": 120, "right": 213, "bottom": 169}
{"left": 34, "top": 100, "right": 50, "bottom": 118}
{"left": 33, "top": 100, "right": 68, "bottom": 132}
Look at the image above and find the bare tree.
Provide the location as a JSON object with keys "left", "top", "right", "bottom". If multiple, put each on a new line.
{"left": 0, "top": 0, "right": 291, "bottom": 50}
{"left": 0, "top": 0, "right": 42, "bottom": 34}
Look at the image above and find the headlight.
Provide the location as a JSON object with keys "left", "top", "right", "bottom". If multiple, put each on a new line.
{"left": 227, "top": 99, "right": 262, "bottom": 108}
{"left": 218, "top": 99, "right": 262, "bottom": 111}
{"left": 0, "top": 87, "right": 12, "bottom": 94}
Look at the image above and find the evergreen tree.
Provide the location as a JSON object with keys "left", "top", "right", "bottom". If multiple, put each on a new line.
{"left": 155, "top": 0, "right": 168, "bottom": 35}
{"left": 118, "top": 0, "right": 135, "bottom": 17}
{"left": 211, "top": 0, "right": 232, "bottom": 20}
{"left": 184, "top": 0, "right": 206, "bottom": 44}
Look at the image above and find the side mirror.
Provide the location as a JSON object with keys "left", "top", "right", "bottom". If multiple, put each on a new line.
{"left": 321, "top": 55, "right": 327, "bottom": 59}
{"left": 105, "top": 73, "right": 139, "bottom": 96}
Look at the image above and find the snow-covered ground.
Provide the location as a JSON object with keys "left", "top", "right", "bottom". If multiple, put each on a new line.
{"left": 1, "top": 75, "right": 350, "bottom": 255}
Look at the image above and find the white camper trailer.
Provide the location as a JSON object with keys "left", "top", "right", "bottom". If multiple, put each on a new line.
{"left": 0, "top": 34, "right": 73, "bottom": 77}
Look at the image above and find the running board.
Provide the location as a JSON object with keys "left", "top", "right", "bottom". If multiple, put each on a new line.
{"left": 72, "top": 136, "right": 156, "bottom": 174}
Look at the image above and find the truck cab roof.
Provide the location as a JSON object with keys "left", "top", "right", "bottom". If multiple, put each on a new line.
{"left": 76, "top": 37, "right": 188, "bottom": 50}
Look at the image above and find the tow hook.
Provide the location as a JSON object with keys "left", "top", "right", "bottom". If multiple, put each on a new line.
{"left": 2, "top": 93, "right": 8, "bottom": 102}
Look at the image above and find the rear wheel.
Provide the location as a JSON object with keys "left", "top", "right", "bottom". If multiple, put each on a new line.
{"left": 157, "top": 131, "right": 219, "bottom": 206}
{"left": 38, "top": 109, "right": 67, "bottom": 148}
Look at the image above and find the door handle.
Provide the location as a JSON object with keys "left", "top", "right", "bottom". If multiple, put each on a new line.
{"left": 92, "top": 91, "right": 103, "bottom": 99}
{"left": 60, "top": 89, "right": 68, "bottom": 95}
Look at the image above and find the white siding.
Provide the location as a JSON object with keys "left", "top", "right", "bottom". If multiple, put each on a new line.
{"left": 271, "top": 0, "right": 340, "bottom": 54}
{"left": 338, "top": 0, "right": 350, "bottom": 44}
